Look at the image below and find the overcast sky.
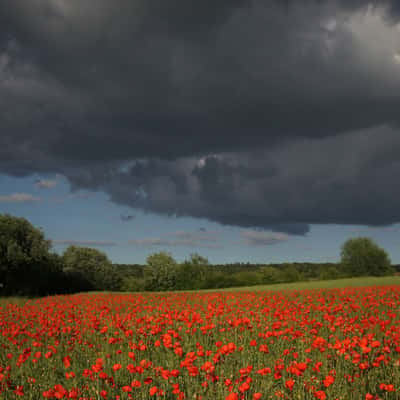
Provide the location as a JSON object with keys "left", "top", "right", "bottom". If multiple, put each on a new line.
{"left": 1, "top": 1, "right": 400, "bottom": 264}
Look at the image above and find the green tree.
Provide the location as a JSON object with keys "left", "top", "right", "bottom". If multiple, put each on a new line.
{"left": 280, "top": 264, "right": 302, "bottom": 283}
{"left": 319, "top": 265, "right": 340, "bottom": 280}
{"left": 340, "top": 237, "right": 393, "bottom": 277}
{"left": 0, "top": 214, "right": 60, "bottom": 295}
{"left": 175, "top": 253, "right": 208, "bottom": 290}
{"left": 62, "top": 246, "right": 120, "bottom": 290}
{"left": 259, "top": 266, "right": 281, "bottom": 284}
{"left": 202, "top": 270, "right": 239, "bottom": 289}
{"left": 120, "top": 276, "right": 145, "bottom": 292}
{"left": 232, "top": 270, "right": 262, "bottom": 287}
{"left": 144, "top": 252, "right": 178, "bottom": 291}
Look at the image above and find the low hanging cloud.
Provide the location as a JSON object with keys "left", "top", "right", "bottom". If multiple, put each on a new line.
{"left": 34, "top": 179, "right": 58, "bottom": 189}
{"left": 0, "top": 193, "right": 40, "bottom": 203}
{"left": 120, "top": 214, "right": 135, "bottom": 222}
{"left": 52, "top": 239, "right": 118, "bottom": 247}
{"left": 128, "top": 230, "right": 222, "bottom": 249}
{"left": 240, "top": 230, "right": 289, "bottom": 246}
{"left": 68, "top": 192, "right": 94, "bottom": 199}
{"left": 67, "top": 125, "right": 400, "bottom": 234}
{"left": 173, "top": 230, "right": 219, "bottom": 243}
{"left": 1, "top": 1, "right": 400, "bottom": 233}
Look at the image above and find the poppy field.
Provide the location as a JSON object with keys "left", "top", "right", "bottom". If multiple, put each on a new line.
{"left": 1, "top": 286, "right": 400, "bottom": 399}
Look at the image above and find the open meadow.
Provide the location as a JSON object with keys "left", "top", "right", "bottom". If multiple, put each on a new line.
{"left": 1, "top": 278, "right": 400, "bottom": 399}
{"left": 3, "top": 2, "right": 400, "bottom": 398}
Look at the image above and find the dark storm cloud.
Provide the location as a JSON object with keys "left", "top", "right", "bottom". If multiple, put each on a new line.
{"left": 1, "top": 0, "right": 400, "bottom": 232}
{"left": 67, "top": 126, "right": 400, "bottom": 234}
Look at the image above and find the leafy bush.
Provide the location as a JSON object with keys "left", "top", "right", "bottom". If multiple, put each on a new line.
{"left": 231, "top": 271, "right": 262, "bottom": 287}
{"left": 144, "top": 252, "right": 179, "bottom": 291}
{"left": 175, "top": 254, "right": 208, "bottom": 290}
{"left": 62, "top": 246, "right": 121, "bottom": 291}
{"left": 120, "top": 276, "right": 145, "bottom": 292}
{"left": 259, "top": 266, "right": 282, "bottom": 284}
{"left": 319, "top": 266, "right": 340, "bottom": 280}
{"left": 341, "top": 237, "right": 393, "bottom": 277}
{"left": 0, "top": 214, "right": 62, "bottom": 296}
{"left": 280, "top": 264, "right": 302, "bottom": 283}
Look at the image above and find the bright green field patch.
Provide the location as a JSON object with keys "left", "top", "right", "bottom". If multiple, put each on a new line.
{"left": 2, "top": 276, "right": 400, "bottom": 304}
{"left": 93, "top": 275, "right": 400, "bottom": 295}
{"left": 216, "top": 275, "right": 400, "bottom": 292}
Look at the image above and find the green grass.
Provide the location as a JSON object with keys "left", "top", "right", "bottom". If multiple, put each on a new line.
{"left": 2, "top": 276, "right": 400, "bottom": 304}
{"left": 215, "top": 275, "right": 400, "bottom": 292}
{"left": 0, "top": 296, "right": 30, "bottom": 306}
{"left": 121, "top": 275, "right": 400, "bottom": 294}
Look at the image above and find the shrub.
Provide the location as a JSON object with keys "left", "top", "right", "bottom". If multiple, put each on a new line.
{"left": 144, "top": 252, "right": 179, "bottom": 291}
{"left": 340, "top": 237, "right": 393, "bottom": 277}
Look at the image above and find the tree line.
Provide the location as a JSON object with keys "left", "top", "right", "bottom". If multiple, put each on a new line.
{"left": 0, "top": 214, "right": 395, "bottom": 296}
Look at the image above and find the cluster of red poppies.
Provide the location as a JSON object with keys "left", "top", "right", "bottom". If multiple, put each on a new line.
{"left": 1, "top": 286, "right": 400, "bottom": 399}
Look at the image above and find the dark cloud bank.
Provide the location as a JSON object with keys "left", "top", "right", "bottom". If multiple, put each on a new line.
{"left": 1, "top": 0, "right": 400, "bottom": 234}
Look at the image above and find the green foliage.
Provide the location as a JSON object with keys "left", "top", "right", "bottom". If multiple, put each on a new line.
{"left": 340, "top": 237, "right": 393, "bottom": 277}
{"left": 0, "top": 214, "right": 61, "bottom": 295}
{"left": 319, "top": 265, "right": 340, "bottom": 281}
{"left": 231, "top": 270, "right": 262, "bottom": 286}
{"left": 144, "top": 252, "right": 179, "bottom": 291}
{"left": 259, "top": 266, "right": 281, "bottom": 284}
{"left": 114, "top": 264, "right": 144, "bottom": 279}
{"left": 201, "top": 271, "right": 240, "bottom": 289}
{"left": 120, "top": 276, "right": 145, "bottom": 292}
{"left": 2, "top": 214, "right": 397, "bottom": 295}
{"left": 175, "top": 253, "right": 208, "bottom": 290}
{"left": 280, "top": 264, "right": 302, "bottom": 283}
{"left": 62, "top": 246, "right": 120, "bottom": 291}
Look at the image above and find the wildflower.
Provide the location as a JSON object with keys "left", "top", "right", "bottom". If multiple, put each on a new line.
{"left": 285, "top": 379, "right": 295, "bottom": 391}
{"left": 63, "top": 356, "right": 71, "bottom": 369}
{"left": 323, "top": 375, "right": 335, "bottom": 388}
{"left": 14, "top": 386, "right": 24, "bottom": 396}
{"left": 112, "top": 363, "right": 122, "bottom": 371}
{"left": 314, "top": 391, "right": 326, "bottom": 400}
{"left": 149, "top": 386, "right": 158, "bottom": 396}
